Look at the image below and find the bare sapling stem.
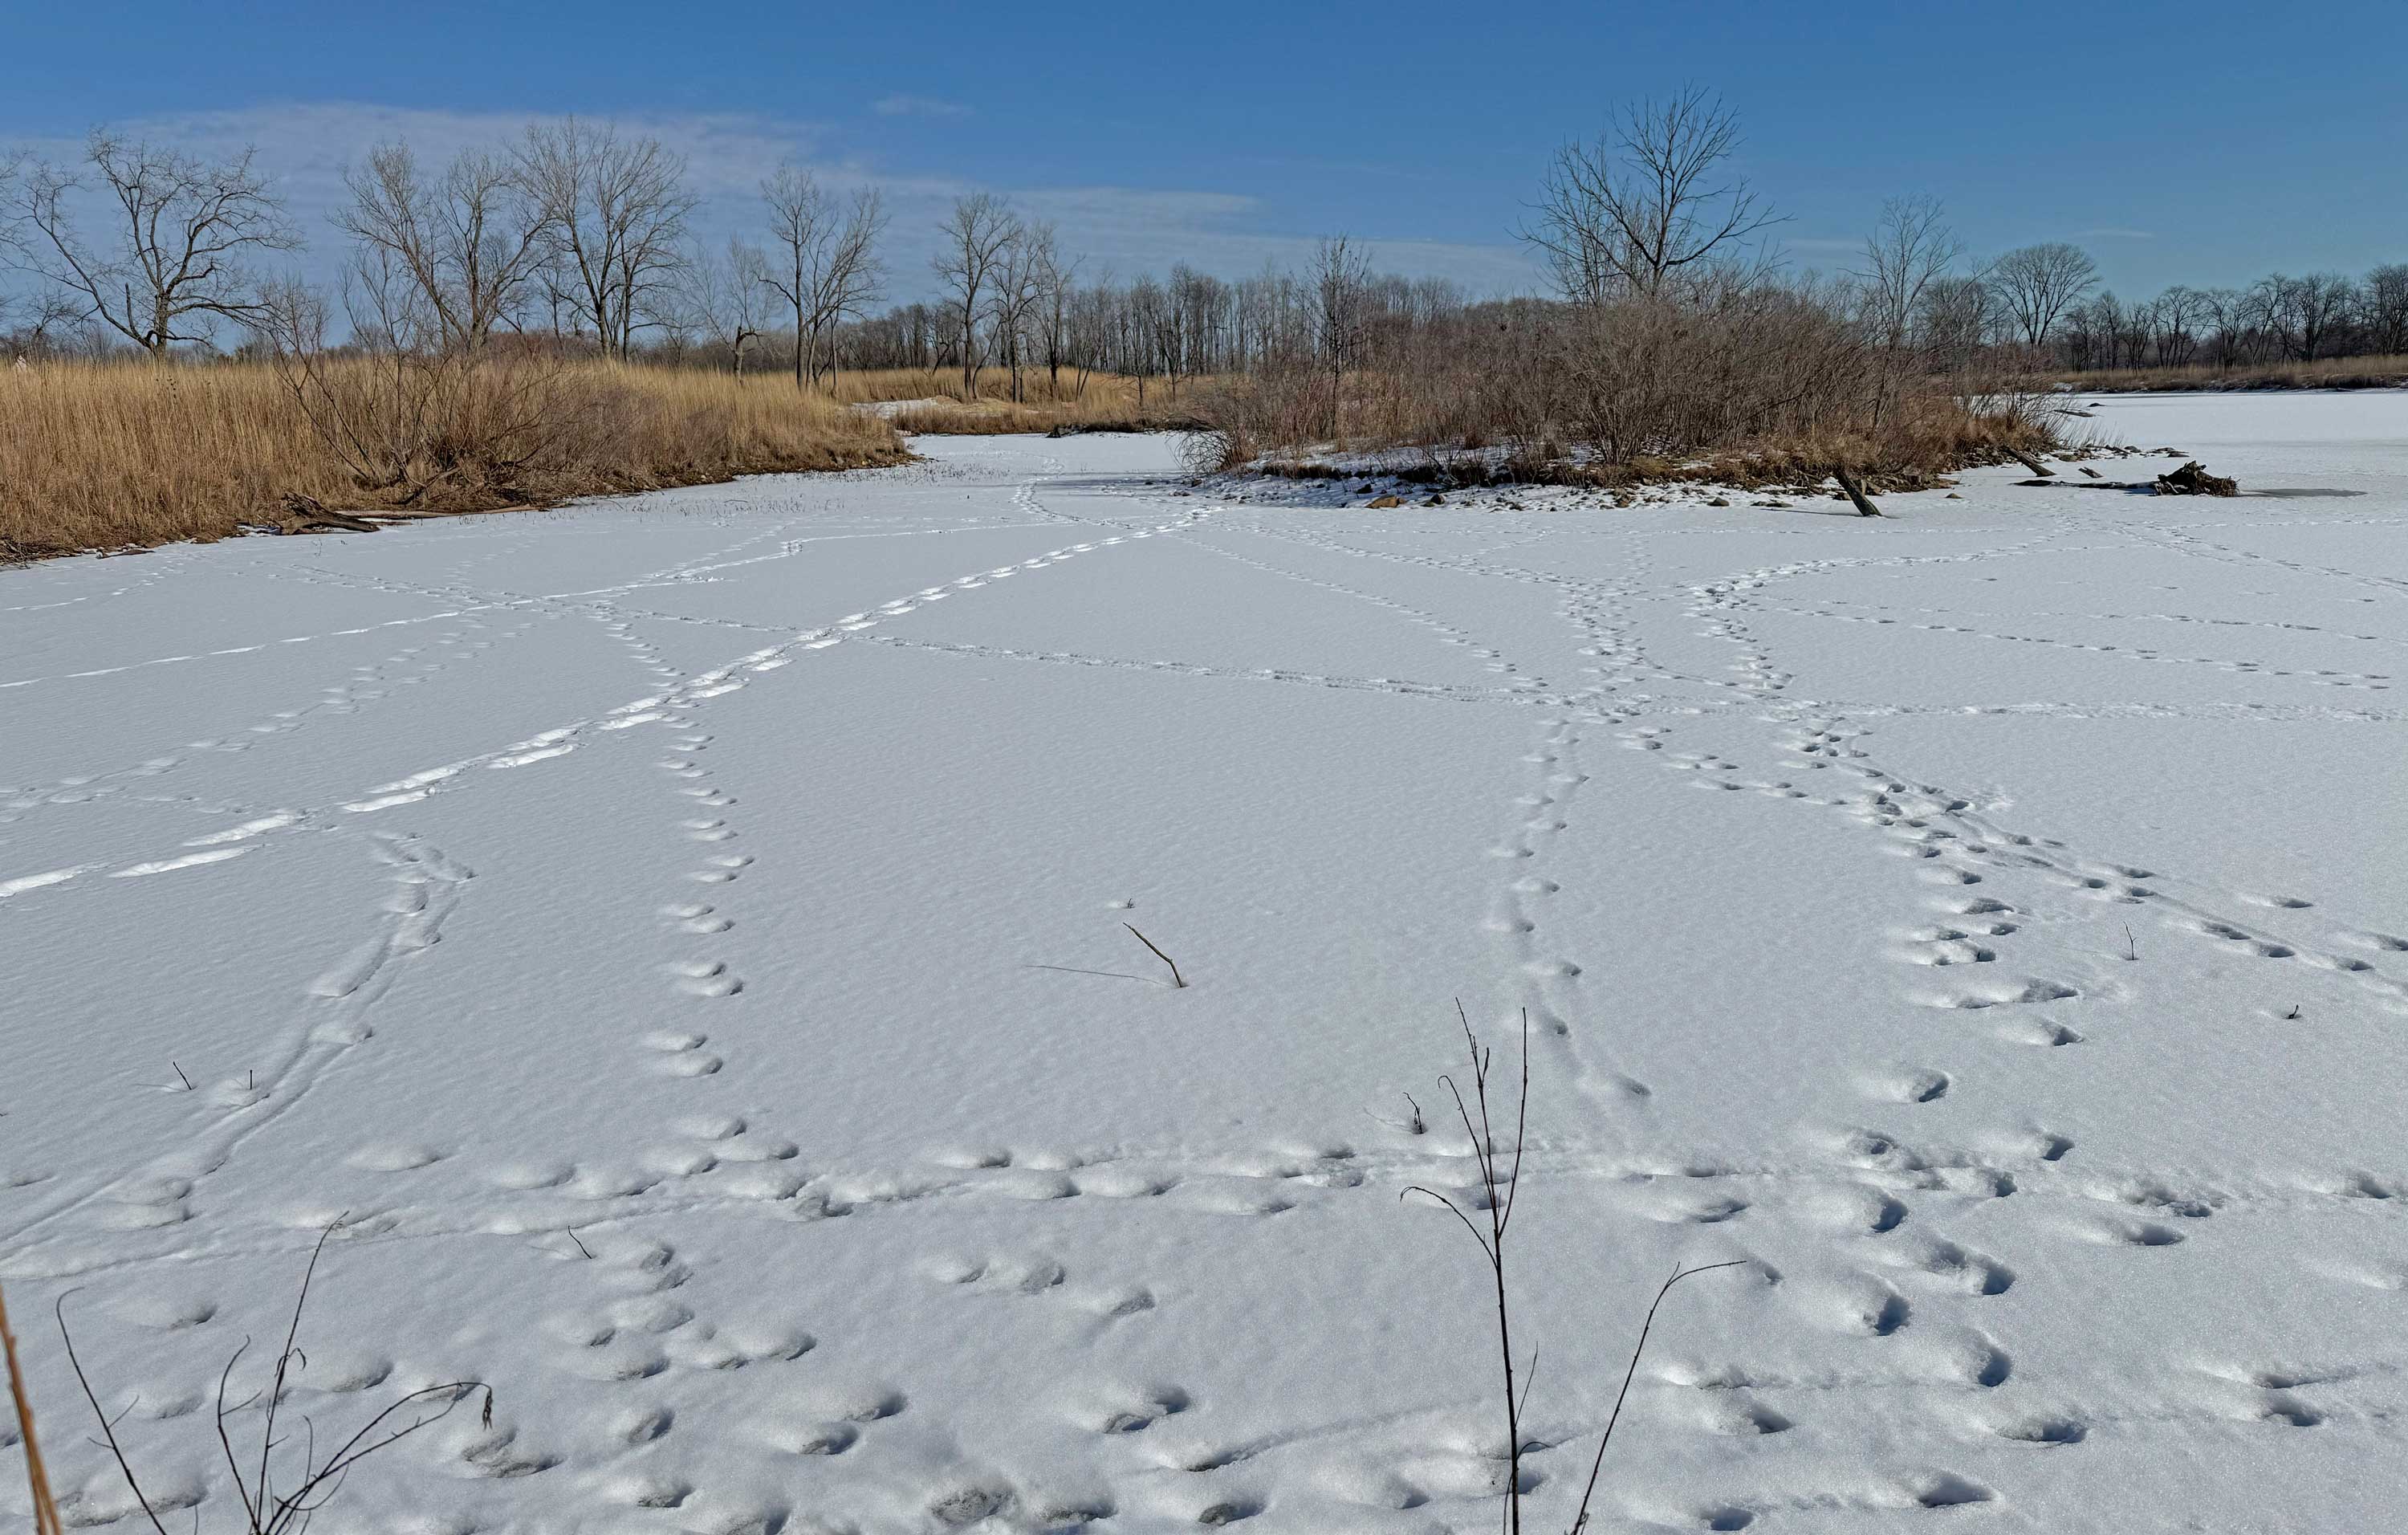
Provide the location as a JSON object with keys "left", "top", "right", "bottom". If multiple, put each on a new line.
{"left": 169, "top": 1061, "right": 193, "bottom": 1091}
{"left": 2, "top": 1281, "right": 66, "bottom": 1535}
{"left": 1402, "top": 1004, "right": 1753, "bottom": 1535}
{"left": 1565, "top": 1260, "right": 1750, "bottom": 1535}
{"left": 2123, "top": 923, "right": 2138, "bottom": 962}
{"left": 1402, "top": 1004, "right": 1530, "bottom": 1535}
{"left": 1123, "top": 924, "right": 1186, "bottom": 988}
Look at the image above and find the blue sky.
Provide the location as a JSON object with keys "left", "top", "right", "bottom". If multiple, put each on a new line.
{"left": 7, "top": 0, "right": 2405, "bottom": 302}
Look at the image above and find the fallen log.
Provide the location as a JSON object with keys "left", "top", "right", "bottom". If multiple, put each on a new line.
{"left": 2006, "top": 446, "right": 2054, "bottom": 477}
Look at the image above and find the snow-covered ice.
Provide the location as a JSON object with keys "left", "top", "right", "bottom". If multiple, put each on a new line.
{"left": 3, "top": 393, "right": 2406, "bottom": 1533}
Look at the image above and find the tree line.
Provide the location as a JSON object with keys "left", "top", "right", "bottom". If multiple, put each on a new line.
{"left": 0, "top": 120, "right": 1479, "bottom": 425}
{"left": 9, "top": 112, "right": 2402, "bottom": 401}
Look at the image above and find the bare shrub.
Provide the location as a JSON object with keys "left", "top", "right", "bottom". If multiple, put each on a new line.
{"left": 58, "top": 1228, "right": 492, "bottom": 1534}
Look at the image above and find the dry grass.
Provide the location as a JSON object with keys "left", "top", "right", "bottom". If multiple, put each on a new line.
{"left": 824, "top": 367, "right": 1158, "bottom": 407}
{"left": 824, "top": 368, "right": 1209, "bottom": 435}
{"left": 2052, "top": 354, "right": 2408, "bottom": 393}
{"left": 1, "top": 360, "right": 906, "bottom": 562}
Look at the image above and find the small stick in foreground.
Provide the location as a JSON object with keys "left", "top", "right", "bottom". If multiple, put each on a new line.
{"left": 2123, "top": 923, "right": 2138, "bottom": 962}
{"left": 169, "top": 1062, "right": 193, "bottom": 1091}
{"left": 1123, "top": 924, "right": 1186, "bottom": 988}
{"left": 2, "top": 1281, "right": 66, "bottom": 1535}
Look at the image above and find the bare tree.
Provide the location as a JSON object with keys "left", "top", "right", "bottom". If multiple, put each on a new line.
{"left": 1035, "top": 235, "right": 1081, "bottom": 392}
{"left": 1987, "top": 242, "right": 2097, "bottom": 348}
{"left": 2365, "top": 263, "right": 2408, "bottom": 358}
{"left": 2199, "top": 287, "right": 2248, "bottom": 368}
{"left": 811, "top": 187, "right": 887, "bottom": 390}
{"left": 1308, "top": 234, "right": 1371, "bottom": 436}
{"left": 333, "top": 142, "right": 543, "bottom": 352}
{"left": 1856, "top": 196, "right": 1960, "bottom": 351}
{"left": 1854, "top": 193, "right": 1962, "bottom": 422}
{"left": 2, "top": 131, "right": 299, "bottom": 356}
{"left": 992, "top": 220, "right": 1056, "bottom": 402}
{"left": 0, "top": 275, "right": 85, "bottom": 360}
{"left": 514, "top": 119, "right": 694, "bottom": 359}
{"left": 1526, "top": 88, "right": 1783, "bottom": 303}
{"left": 680, "top": 237, "right": 771, "bottom": 377}
{"left": 2269, "top": 271, "right": 2357, "bottom": 361}
{"left": 2150, "top": 284, "right": 2207, "bottom": 367}
{"left": 757, "top": 171, "right": 889, "bottom": 392}
{"left": 757, "top": 165, "right": 827, "bottom": 389}
{"left": 931, "top": 192, "right": 1019, "bottom": 398}
{"left": 1916, "top": 273, "right": 1993, "bottom": 372}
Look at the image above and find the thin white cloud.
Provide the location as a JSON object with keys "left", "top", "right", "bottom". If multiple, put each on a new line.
{"left": 5, "top": 100, "right": 1540, "bottom": 300}
{"left": 874, "top": 95, "right": 972, "bottom": 119}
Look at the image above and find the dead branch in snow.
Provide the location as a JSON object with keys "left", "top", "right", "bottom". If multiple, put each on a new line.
{"left": 1123, "top": 924, "right": 1186, "bottom": 988}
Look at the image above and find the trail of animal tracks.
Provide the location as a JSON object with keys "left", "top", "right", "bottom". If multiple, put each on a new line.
{"left": 3, "top": 391, "right": 2406, "bottom": 1532}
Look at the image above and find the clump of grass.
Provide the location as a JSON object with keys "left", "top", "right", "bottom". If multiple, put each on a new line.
{"left": 0, "top": 360, "right": 907, "bottom": 563}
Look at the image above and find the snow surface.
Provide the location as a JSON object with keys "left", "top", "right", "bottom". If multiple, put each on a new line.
{"left": 3, "top": 393, "right": 2406, "bottom": 1533}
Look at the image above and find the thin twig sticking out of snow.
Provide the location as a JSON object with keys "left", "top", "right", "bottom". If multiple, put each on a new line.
{"left": 1123, "top": 924, "right": 1186, "bottom": 988}
{"left": 57, "top": 1223, "right": 495, "bottom": 1535}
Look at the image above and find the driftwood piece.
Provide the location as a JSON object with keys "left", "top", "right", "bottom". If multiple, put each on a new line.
{"left": 2006, "top": 446, "right": 2054, "bottom": 477}
{"left": 1833, "top": 469, "right": 1883, "bottom": 518}
{"left": 2154, "top": 461, "right": 2238, "bottom": 497}
{"left": 276, "top": 492, "right": 380, "bottom": 535}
